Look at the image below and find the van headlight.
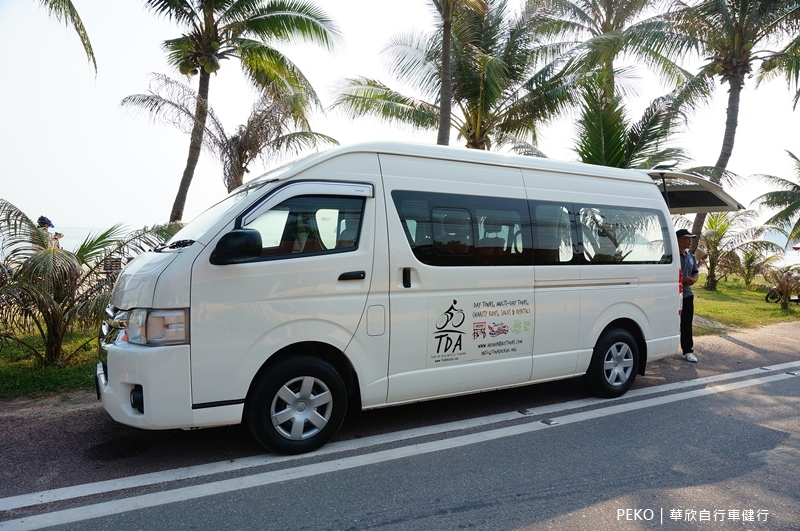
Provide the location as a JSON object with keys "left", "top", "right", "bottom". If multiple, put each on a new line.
{"left": 125, "top": 309, "right": 188, "bottom": 346}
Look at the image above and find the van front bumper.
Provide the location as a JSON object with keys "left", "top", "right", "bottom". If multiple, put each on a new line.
{"left": 95, "top": 342, "right": 195, "bottom": 430}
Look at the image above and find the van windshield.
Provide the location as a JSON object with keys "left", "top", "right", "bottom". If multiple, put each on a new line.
{"left": 164, "top": 152, "right": 327, "bottom": 246}
{"left": 166, "top": 181, "right": 270, "bottom": 245}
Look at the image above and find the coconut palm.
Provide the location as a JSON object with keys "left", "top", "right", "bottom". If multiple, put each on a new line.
{"left": 429, "top": 0, "right": 488, "bottom": 145}
{"left": 142, "top": 0, "right": 339, "bottom": 222}
{"left": 216, "top": 97, "right": 339, "bottom": 192}
{"left": 0, "top": 199, "right": 178, "bottom": 367}
{"left": 572, "top": 73, "right": 711, "bottom": 168}
{"left": 39, "top": 0, "right": 96, "bottom": 71}
{"left": 752, "top": 150, "right": 800, "bottom": 246}
{"left": 667, "top": 0, "right": 800, "bottom": 239}
{"left": 332, "top": 0, "right": 579, "bottom": 150}
{"left": 731, "top": 248, "right": 782, "bottom": 288}
{"left": 122, "top": 74, "right": 337, "bottom": 193}
{"left": 697, "top": 210, "right": 784, "bottom": 290}
{"left": 530, "top": 0, "right": 692, "bottom": 102}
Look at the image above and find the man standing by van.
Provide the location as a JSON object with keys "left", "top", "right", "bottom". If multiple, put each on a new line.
{"left": 677, "top": 229, "right": 699, "bottom": 362}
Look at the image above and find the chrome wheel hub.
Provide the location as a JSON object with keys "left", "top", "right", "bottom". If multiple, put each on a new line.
{"left": 270, "top": 376, "right": 333, "bottom": 441}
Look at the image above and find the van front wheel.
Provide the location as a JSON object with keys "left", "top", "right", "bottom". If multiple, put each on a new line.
{"left": 246, "top": 356, "right": 347, "bottom": 455}
{"left": 583, "top": 329, "right": 639, "bottom": 398}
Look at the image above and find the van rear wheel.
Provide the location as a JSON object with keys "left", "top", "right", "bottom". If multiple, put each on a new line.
{"left": 246, "top": 356, "right": 347, "bottom": 455}
{"left": 583, "top": 329, "right": 639, "bottom": 398}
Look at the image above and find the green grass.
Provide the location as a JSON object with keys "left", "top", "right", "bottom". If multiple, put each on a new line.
{"left": 694, "top": 275, "right": 799, "bottom": 335}
{"left": 1, "top": 276, "right": 797, "bottom": 400}
{"left": 0, "top": 332, "right": 97, "bottom": 400}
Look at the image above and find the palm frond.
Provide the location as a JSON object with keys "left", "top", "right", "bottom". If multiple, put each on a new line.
{"left": 120, "top": 74, "right": 225, "bottom": 154}
{"left": 332, "top": 78, "right": 439, "bottom": 129}
{"left": 381, "top": 31, "right": 441, "bottom": 100}
{"left": 574, "top": 89, "right": 629, "bottom": 168}
{"left": 242, "top": 0, "right": 341, "bottom": 51}
{"left": 238, "top": 41, "right": 322, "bottom": 107}
{"left": 752, "top": 151, "right": 800, "bottom": 242}
{"left": 680, "top": 165, "right": 742, "bottom": 188}
{"left": 39, "top": 0, "right": 96, "bottom": 71}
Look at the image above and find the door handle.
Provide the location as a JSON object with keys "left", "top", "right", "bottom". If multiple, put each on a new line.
{"left": 338, "top": 271, "right": 366, "bottom": 281}
{"left": 402, "top": 267, "right": 411, "bottom": 288}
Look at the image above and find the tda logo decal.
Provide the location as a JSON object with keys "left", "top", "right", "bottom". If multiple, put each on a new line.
{"left": 434, "top": 299, "right": 465, "bottom": 354}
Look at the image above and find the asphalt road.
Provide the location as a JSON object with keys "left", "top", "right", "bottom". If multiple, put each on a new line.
{"left": 1, "top": 320, "right": 798, "bottom": 529}
{"left": 34, "top": 374, "right": 800, "bottom": 531}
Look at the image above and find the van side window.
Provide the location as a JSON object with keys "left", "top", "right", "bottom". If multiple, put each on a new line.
{"left": 392, "top": 191, "right": 532, "bottom": 267}
{"left": 476, "top": 209, "right": 512, "bottom": 257}
{"left": 530, "top": 202, "right": 578, "bottom": 265}
{"left": 433, "top": 208, "right": 473, "bottom": 256}
{"left": 245, "top": 195, "right": 365, "bottom": 258}
{"left": 577, "top": 205, "right": 671, "bottom": 264}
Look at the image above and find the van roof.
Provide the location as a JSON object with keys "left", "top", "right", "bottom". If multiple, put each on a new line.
{"left": 251, "top": 142, "right": 742, "bottom": 214}
{"left": 262, "top": 141, "right": 655, "bottom": 182}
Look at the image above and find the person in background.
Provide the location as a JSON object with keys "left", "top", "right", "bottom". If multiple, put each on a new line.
{"left": 677, "top": 228, "right": 699, "bottom": 363}
{"left": 37, "top": 216, "right": 54, "bottom": 231}
{"left": 36, "top": 216, "right": 59, "bottom": 248}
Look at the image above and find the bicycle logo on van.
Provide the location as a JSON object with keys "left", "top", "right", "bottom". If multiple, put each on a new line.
{"left": 434, "top": 299, "right": 465, "bottom": 354}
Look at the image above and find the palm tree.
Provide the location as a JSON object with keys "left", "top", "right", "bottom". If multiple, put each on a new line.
{"left": 732, "top": 248, "right": 781, "bottom": 288}
{"left": 217, "top": 96, "right": 339, "bottom": 192}
{"left": 752, "top": 150, "right": 800, "bottom": 246}
{"left": 530, "top": 0, "right": 692, "bottom": 101}
{"left": 333, "top": 0, "right": 579, "bottom": 150}
{"left": 429, "top": 0, "right": 488, "bottom": 145}
{"left": 573, "top": 73, "right": 709, "bottom": 168}
{"left": 142, "top": 0, "right": 339, "bottom": 222}
{"left": 39, "top": 0, "right": 96, "bottom": 71}
{"left": 667, "top": 0, "right": 800, "bottom": 239}
{"left": 698, "top": 210, "right": 783, "bottom": 290}
{"left": 122, "top": 74, "right": 337, "bottom": 193}
{"left": 0, "top": 200, "right": 178, "bottom": 366}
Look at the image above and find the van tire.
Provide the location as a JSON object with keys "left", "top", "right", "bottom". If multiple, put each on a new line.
{"left": 583, "top": 329, "right": 639, "bottom": 398}
{"left": 246, "top": 356, "right": 347, "bottom": 455}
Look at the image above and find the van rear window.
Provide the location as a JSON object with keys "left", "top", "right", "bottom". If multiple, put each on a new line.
{"left": 577, "top": 205, "right": 672, "bottom": 264}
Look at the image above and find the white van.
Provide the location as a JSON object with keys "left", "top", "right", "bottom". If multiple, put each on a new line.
{"left": 96, "top": 142, "right": 741, "bottom": 454}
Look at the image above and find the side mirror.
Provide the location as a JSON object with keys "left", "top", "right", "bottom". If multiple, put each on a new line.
{"left": 210, "top": 228, "right": 262, "bottom": 265}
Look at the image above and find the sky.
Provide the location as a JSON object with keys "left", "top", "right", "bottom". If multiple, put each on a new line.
{"left": 2, "top": 0, "right": 800, "bottom": 257}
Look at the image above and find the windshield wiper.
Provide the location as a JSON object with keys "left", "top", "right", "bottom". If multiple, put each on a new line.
{"left": 153, "top": 239, "right": 195, "bottom": 252}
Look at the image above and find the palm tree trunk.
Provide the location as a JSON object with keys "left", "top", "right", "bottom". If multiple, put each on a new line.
{"left": 230, "top": 168, "right": 246, "bottom": 193}
{"left": 714, "top": 78, "right": 743, "bottom": 172}
{"left": 437, "top": 17, "right": 453, "bottom": 146}
{"left": 43, "top": 313, "right": 66, "bottom": 367}
{"left": 691, "top": 78, "right": 743, "bottom": 246}
{"left": 170, "top": 70, "right": 212, "bottom": 222}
